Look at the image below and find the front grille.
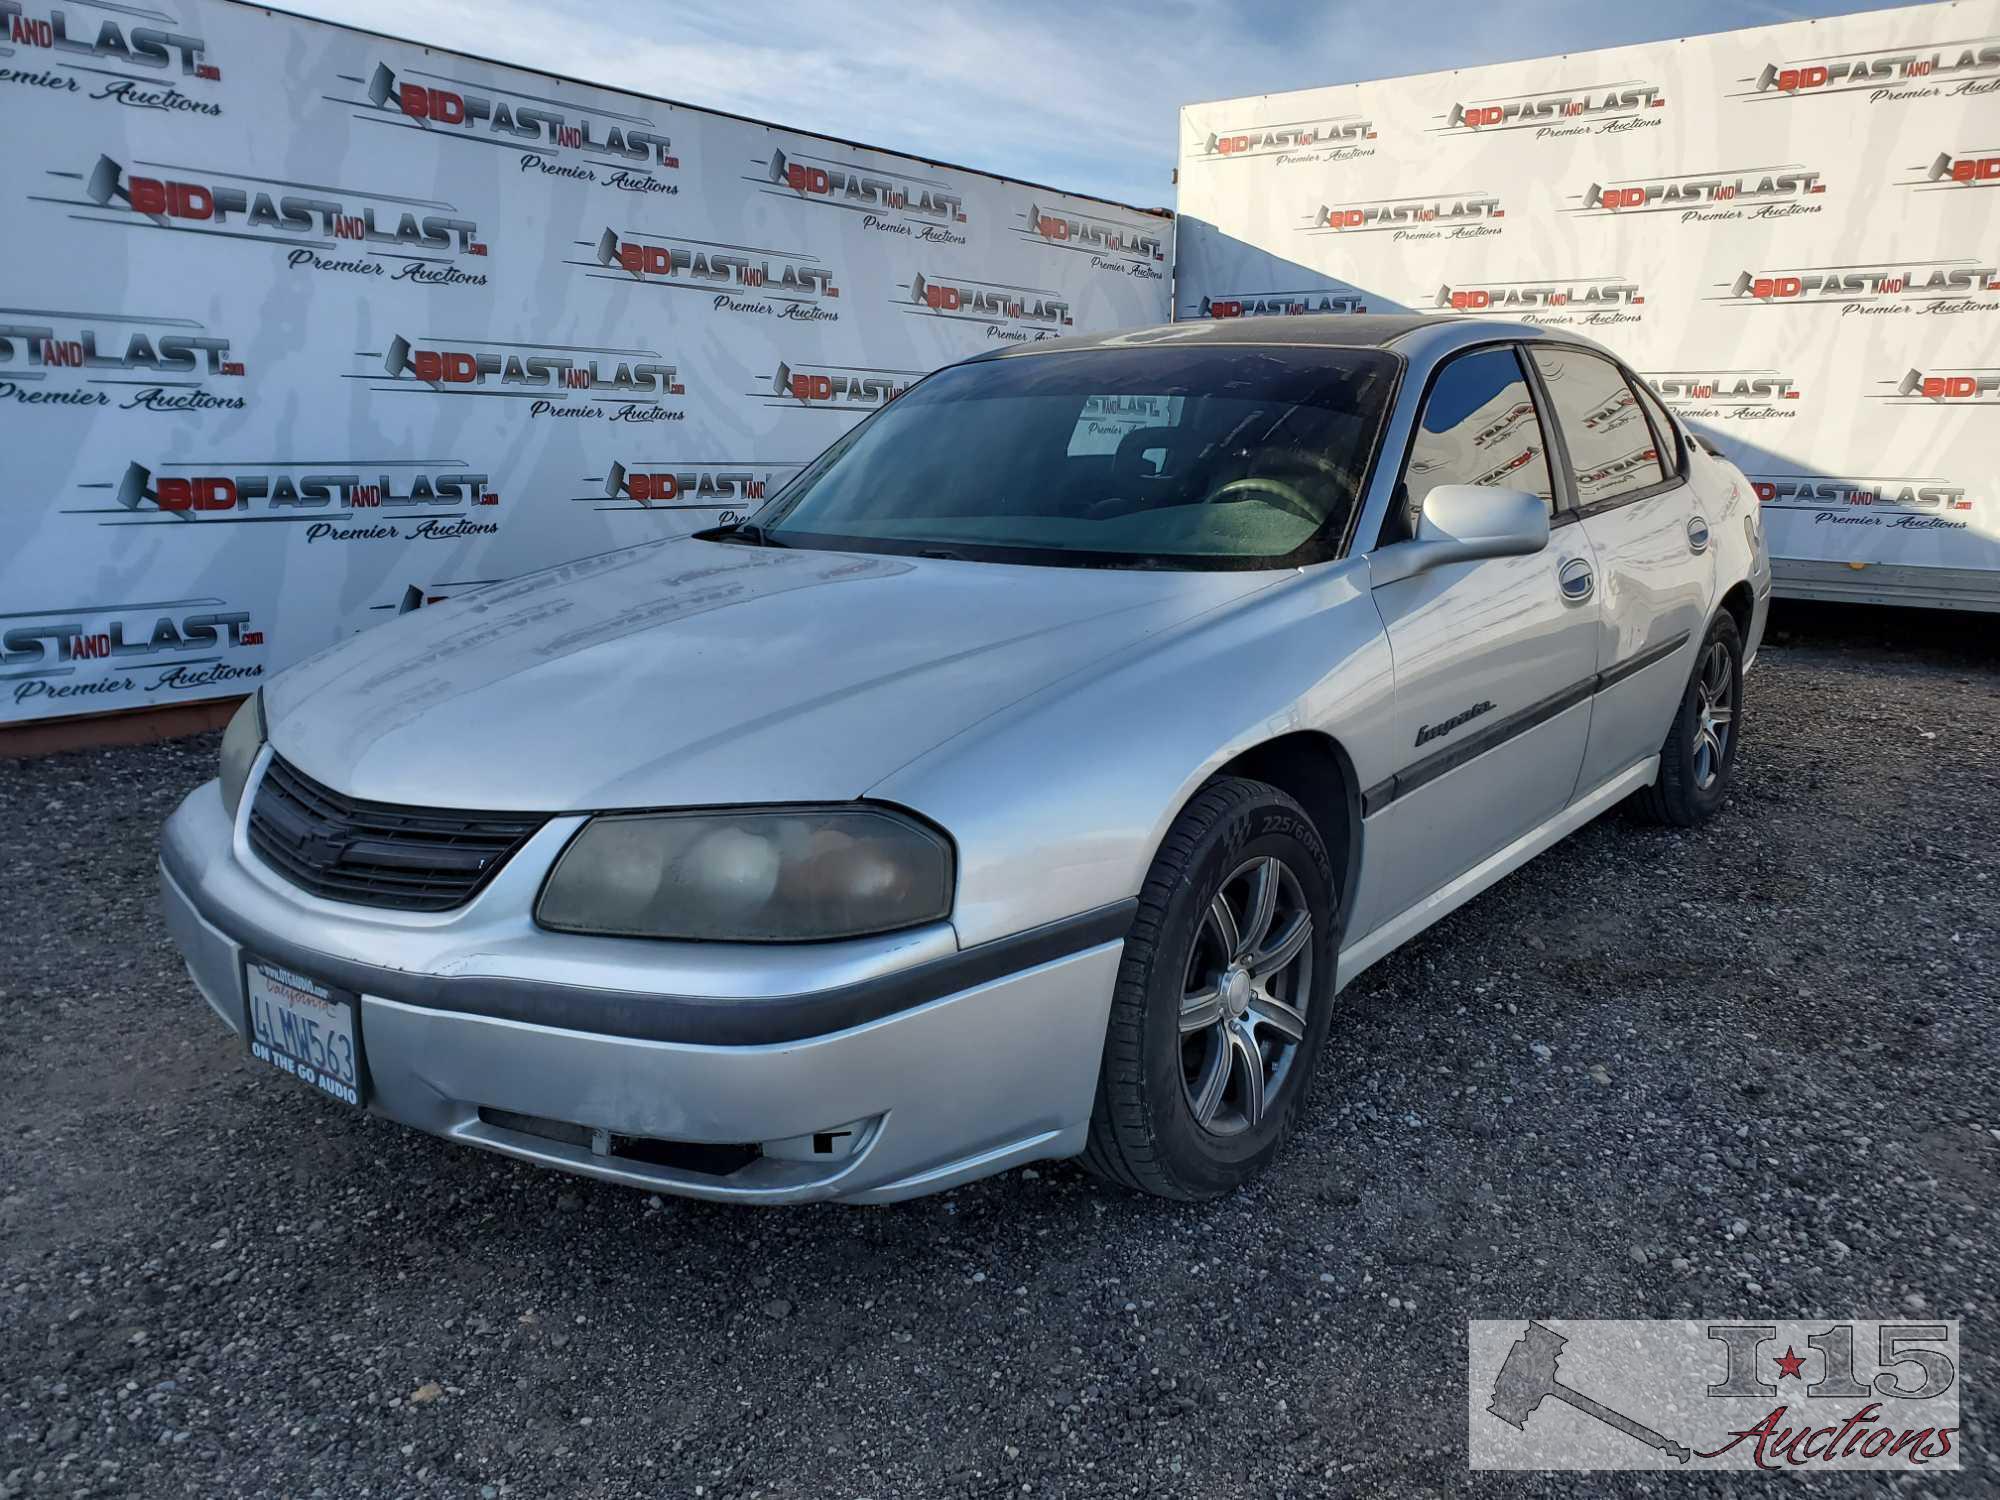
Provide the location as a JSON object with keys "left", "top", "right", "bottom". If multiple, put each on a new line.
{"left": 247, "top": 754, "right": 546, "bottom": 912}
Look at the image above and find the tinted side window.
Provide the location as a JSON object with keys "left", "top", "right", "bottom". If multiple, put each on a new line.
{"left": 1529, "top": 348, "right": 1669, "bottom": 505}
{"left": 1400, "top": 348, "right": 1555, "bottom": 534}
{"left": 1631, "top": 378, "right": 1684, "bottom": 476}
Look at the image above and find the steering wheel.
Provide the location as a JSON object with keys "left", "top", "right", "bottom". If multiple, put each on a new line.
{"left": 1201, "top": 476, "right": 1321, "bottom": 524}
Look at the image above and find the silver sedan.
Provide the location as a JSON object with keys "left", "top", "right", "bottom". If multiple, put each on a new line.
{"left": 161, "top": 314, "right": 1771, "bottom": 1203}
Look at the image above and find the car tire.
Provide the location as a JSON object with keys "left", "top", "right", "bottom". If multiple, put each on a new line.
{"left": 1633, "top": 610, "right": 1743, "bottom": 828}
{"left": 1081, "top": 777, "right": 1338, "bottom": 1201}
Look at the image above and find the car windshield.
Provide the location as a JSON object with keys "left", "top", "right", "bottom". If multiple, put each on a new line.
{"left": 751, "top": 344, "right": 1400, "bottom": 569}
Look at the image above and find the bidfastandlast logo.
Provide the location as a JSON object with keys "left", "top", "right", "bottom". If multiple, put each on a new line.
{"left": 0, "top": 307, "right": 244, "bottom": 412}
{"left": 1715, "top": 259, "right": 2000, "bottom": 317}
{"left": 351, "top": 60, "right": 679, "bottom": 195}
{"left": 1193, "top": 289, "right": 1369, "bottom": 318}
{"left": 903, "top": 271, "right": 1072, "bottom": 342}
{"left": 596, "top": 460, "right": 802, "bottom": 523}
{"left": 1468, "top": 397, "right": 1540, "bottom": 450}
{"left": 757, "top": 148, "right": 967, "bottom": 244}
{"left": 1911, "top": 149, "right": 2000, "bottom": 189}
{"left": 1471, "top": 445, "right": 1548, "bottom": 490}
{"left": 1554, "top": 376, "right": 1644, "bottom": 438}
{"left": 1307, "top": 191, "right": 1504, "bottom": 242}
{"left": 1067, "top": 394, "right": 1181, "bottom": 452}
{"left": 1571, "top": 165, "right": 1825, "bottom": 224}
{"left": 1435, "top": 82, "right": 1666, "bottom": 139}
{"left": 758, "top": 360, "right": 919, "bottom": 412}
{"left": 1469, "top": 1320, "right": 1959, "bottom": 1471}
{"left": 1, "top": 596, "right": 263, "bottom": 710}
{"left": 1647, "top": 370, "right": 1803, "bottom": 421}
{"left": 1194, "top": 115, "right": 1377, "bottom": 166}
{"left": 1881, "top": 367, "right": 2000, "bottom": 404}
{"left": 1434, "top": 277, "right": 1644, "bottom": 326}
{"left": 69, "top": 460, "right": 501, "bottom": 546}
{"left": 365, "top": 576, "right": 509, "bottom": 617}
{"left": 43, "top": 155, "right": 489, "bottom": 285}
{"left": 1, "top": 0, "right": 220, "bottom": 113}
{"left": 1747, "top": 37, "right": 2000, "bottom": 102}
{"left": 1017, "top": 203, "right": 1167, "bottom": 278}
{"left": 589, "top": 227, "right": 838, "bottom": 321}
{"left": 369, "top": 334, "right": 684, "bottom": 422}
{"left": 1750, "top": 472, "right": 1974, "bottom": 539}
{"left": 1576, "top": 445, "right": 1665, "bottom": 498}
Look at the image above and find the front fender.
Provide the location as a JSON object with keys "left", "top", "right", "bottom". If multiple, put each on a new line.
{"left": 869, "top": 560, "right": 1397, "bottom": 949}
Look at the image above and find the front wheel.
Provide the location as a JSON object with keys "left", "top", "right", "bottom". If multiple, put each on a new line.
{"left": 1082, "top": 778, "right": 1338, "bottom": 1201}
{"left": 1634, "top": 610, "right": 1743, "bottom": 827}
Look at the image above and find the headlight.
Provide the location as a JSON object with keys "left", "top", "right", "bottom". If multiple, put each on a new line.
{"left": 536, "top": 807, "right": 954, "bottom": 942}
{"left": 218, "top": 690, "right": 266, "bottom": 821}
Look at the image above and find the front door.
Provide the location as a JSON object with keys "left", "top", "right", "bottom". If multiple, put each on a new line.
{"left": 1350, "top": 344, "right": 1601, "bottom": 940}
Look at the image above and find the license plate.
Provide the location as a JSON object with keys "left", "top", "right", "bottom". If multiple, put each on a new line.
{"left": 244, "top": 959, "right": 366, "bottom": 1108}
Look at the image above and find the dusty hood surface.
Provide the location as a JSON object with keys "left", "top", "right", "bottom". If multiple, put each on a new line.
{"left": 265, "top": 538, "right": 1276, "bottom": 811}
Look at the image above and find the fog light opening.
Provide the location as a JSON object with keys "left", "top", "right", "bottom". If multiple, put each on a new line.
{"left": 760, "top": 1116, "right": 879, "bottom": 1164}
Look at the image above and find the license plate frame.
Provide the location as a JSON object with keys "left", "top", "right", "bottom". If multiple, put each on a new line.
{"left": 242, "top": 957, "right": 368, "bottom": 1109}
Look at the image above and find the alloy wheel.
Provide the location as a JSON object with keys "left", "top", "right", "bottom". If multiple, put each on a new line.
{"left": 1693, "top": 640, "right": 1734, "bottom": 790}
{"left": 1178, "top": 855, "right": 1316, "bottom": 1136}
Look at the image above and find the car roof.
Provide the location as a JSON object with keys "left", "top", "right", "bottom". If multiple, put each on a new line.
{"left": 961, "top": 313, "right": 1587, "bottom": 366}
{"left": 963, "top": 314, "right": 1451, "bottom": 358}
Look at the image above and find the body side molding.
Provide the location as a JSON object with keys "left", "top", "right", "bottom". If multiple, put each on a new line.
{"left": 1339, "top": 755, "right": 1660, "bottom": 988}
{"left": 1360, "top": 631, "right": 1690, "bottom": 816}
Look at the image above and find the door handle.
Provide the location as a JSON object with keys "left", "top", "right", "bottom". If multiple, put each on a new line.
{"left": 1687, "top": 515, "right": 1710, "bottom": 554}
{"left": 1558, "top": 556, "right": 1595, "bottom": 604}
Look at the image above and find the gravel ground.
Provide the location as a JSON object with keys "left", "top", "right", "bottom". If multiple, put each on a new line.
{"left": 2, "top": 602, "right": 1995, "bottom": 1499}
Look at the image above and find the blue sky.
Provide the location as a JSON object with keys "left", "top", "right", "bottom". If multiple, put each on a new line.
{"left": 285, "top": 0, "right": 1915, "bottom": 207}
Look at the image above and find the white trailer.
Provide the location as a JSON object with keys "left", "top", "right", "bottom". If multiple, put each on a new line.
{"left": 1175, "top": 0, "right": 2000, "bottom": 613}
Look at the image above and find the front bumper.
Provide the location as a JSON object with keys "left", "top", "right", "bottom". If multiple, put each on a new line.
{"left": 160, "top": 775, "right": 1125, "bottom": 1204}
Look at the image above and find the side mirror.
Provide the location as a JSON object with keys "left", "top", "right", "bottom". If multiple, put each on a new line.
{"left": 1369, "top": 484, "right": 1550, "bottom": 587}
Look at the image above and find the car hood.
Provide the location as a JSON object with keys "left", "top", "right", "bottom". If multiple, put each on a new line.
{"left": 265, "top": 538, "right": 1279, "bottom": 811}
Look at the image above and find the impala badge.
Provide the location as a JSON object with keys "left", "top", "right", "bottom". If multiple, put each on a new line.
{"left": 1416, "top": 699, "right": 1495, "bottom": 747}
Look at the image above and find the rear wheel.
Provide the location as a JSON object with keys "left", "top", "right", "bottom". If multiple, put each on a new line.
{"left": 1082, "top": 778, "right": 1338, "bottom": 1200}
{"left": 1634, "top": 610, "right": 1743, "bottom": 827}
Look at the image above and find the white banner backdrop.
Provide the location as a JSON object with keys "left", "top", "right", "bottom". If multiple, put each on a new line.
{"left": 0, "top": 0, "right": 1172, "bottom": 725}
{"left": 1175, "top": 0, "right": 2000, "bottom": 599}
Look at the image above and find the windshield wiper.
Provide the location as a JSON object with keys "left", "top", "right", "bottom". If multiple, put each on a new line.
{"left": 705, "top": 519, "right": 785, "bottom": 548}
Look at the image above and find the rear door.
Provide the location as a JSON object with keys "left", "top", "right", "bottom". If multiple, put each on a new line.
{"left": 1352, "top": 345, "right": 1601, "bottom": 940}
{"left": 1525, "top": 347, "right": 1713, "bottom": 793}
